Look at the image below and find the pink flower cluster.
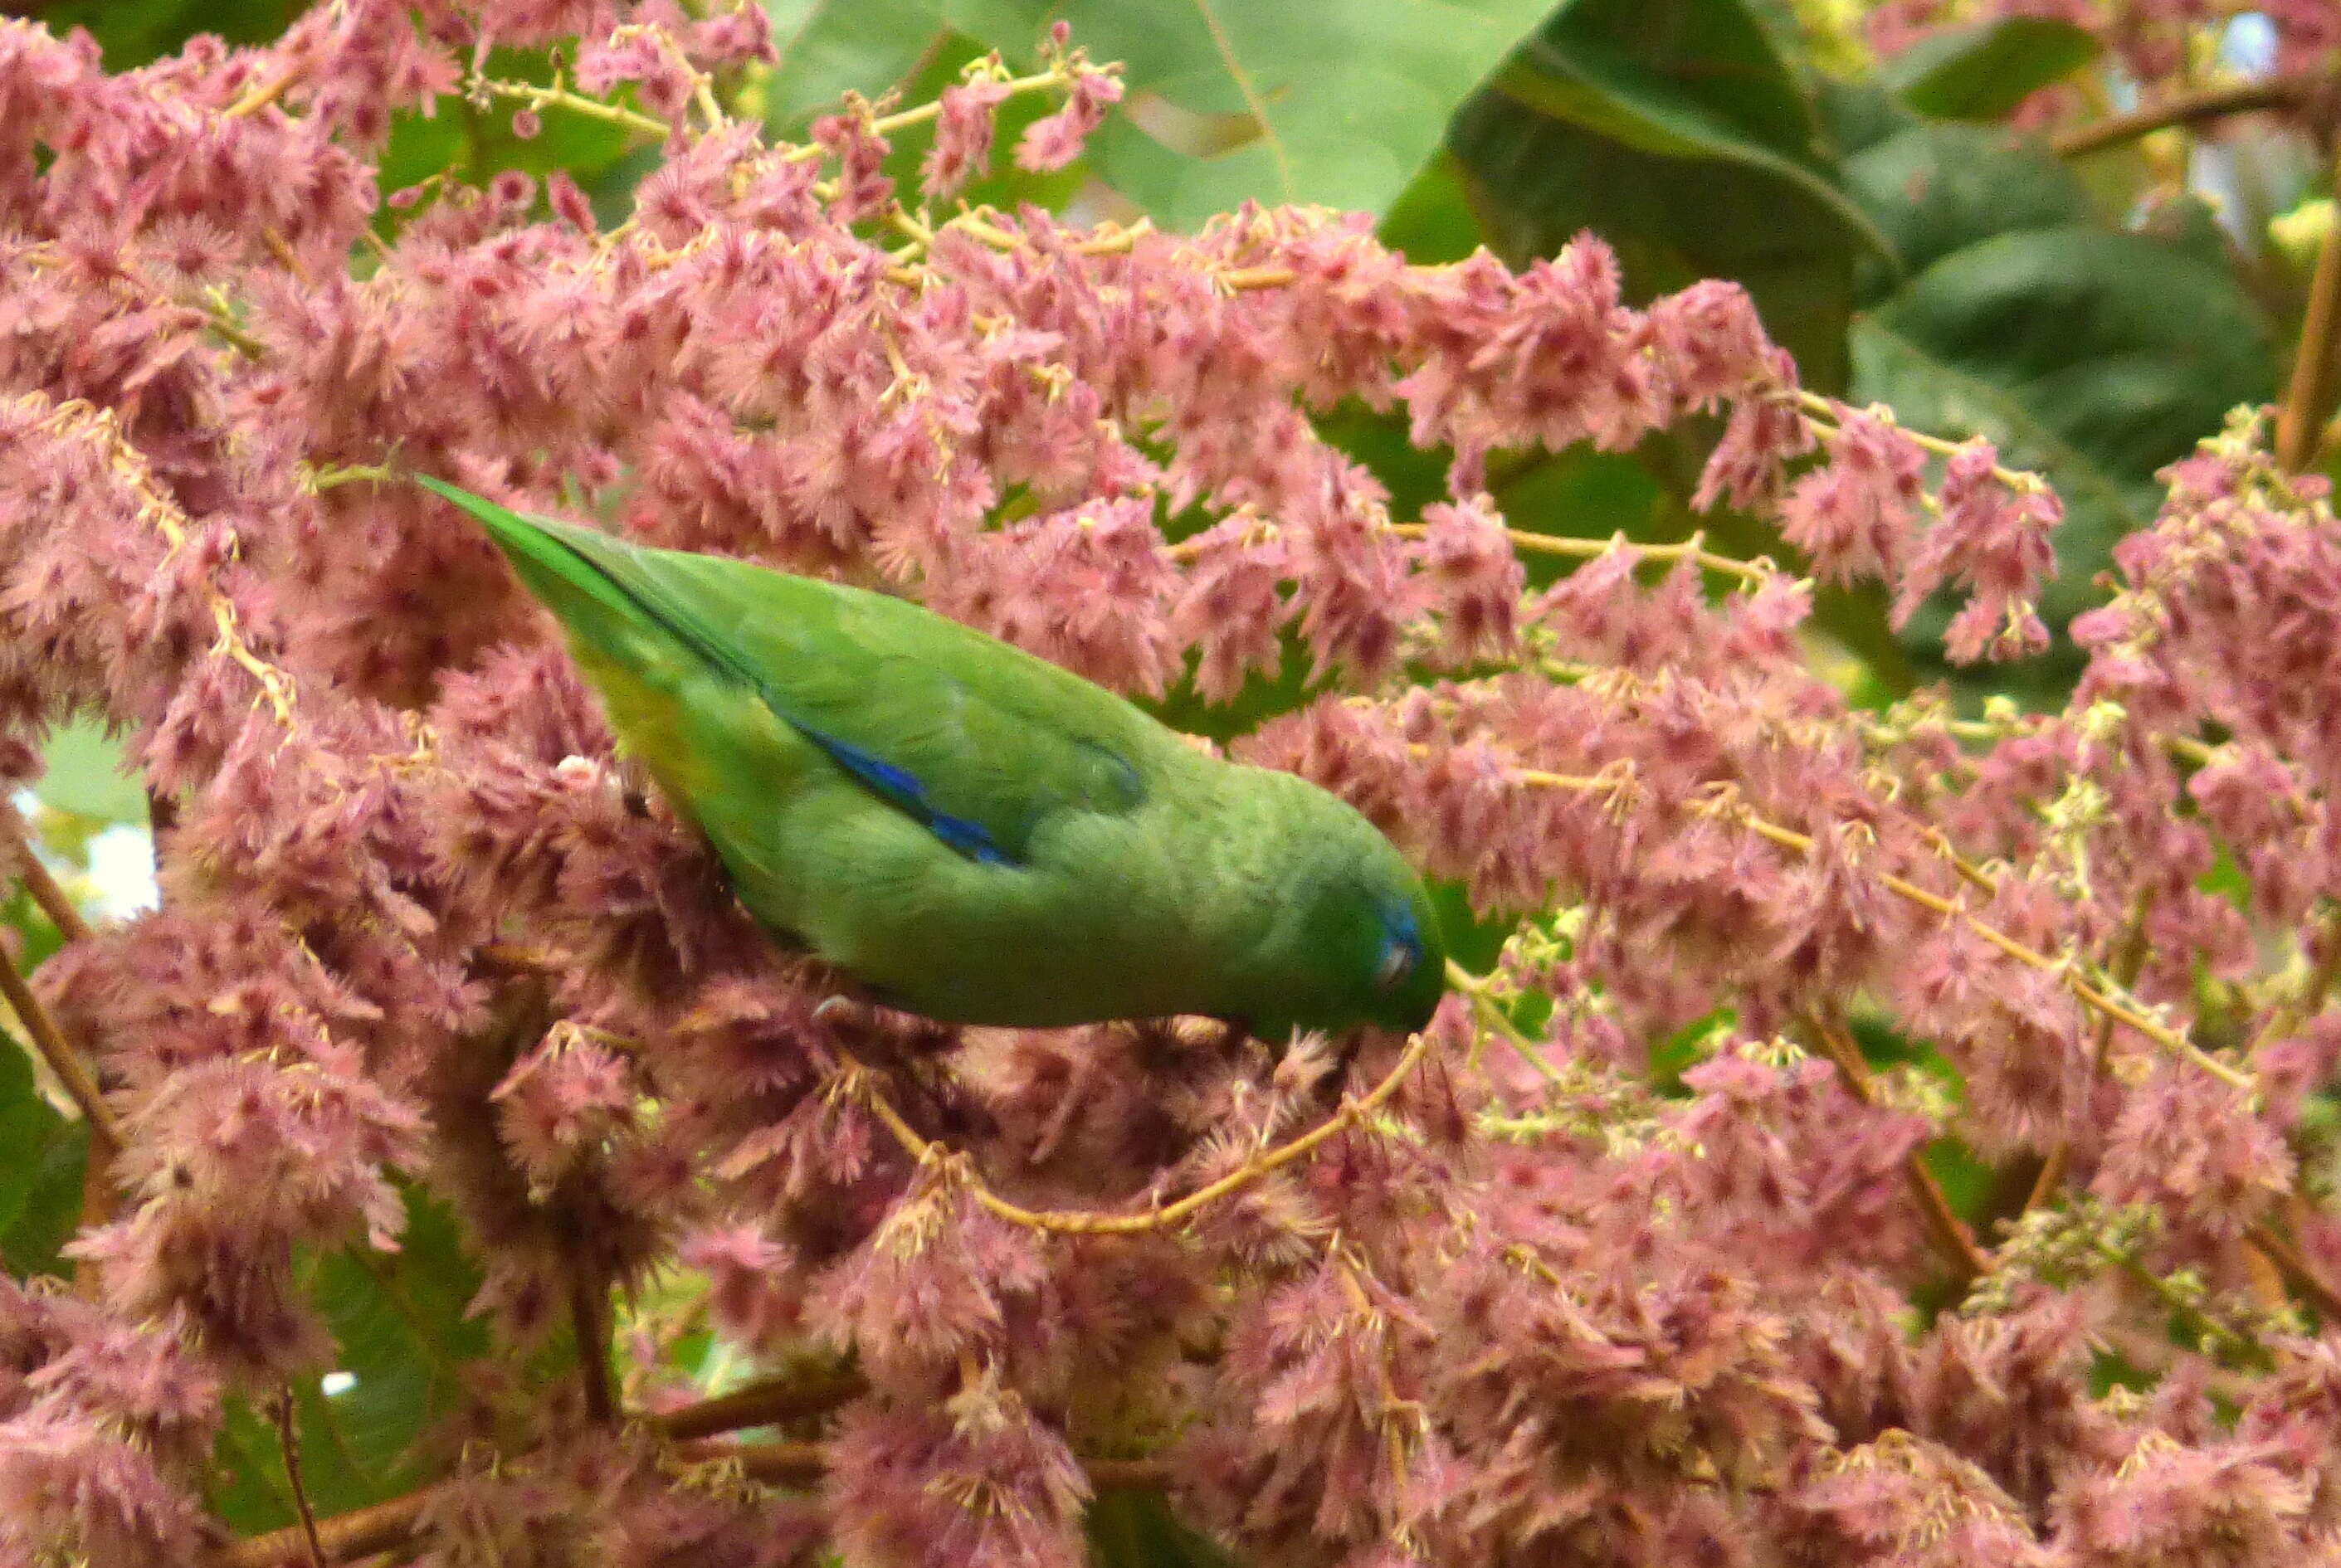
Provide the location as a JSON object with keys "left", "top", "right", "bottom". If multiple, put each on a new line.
{"left": 0, "top": 6, "right": 2337, "bottom": 1568}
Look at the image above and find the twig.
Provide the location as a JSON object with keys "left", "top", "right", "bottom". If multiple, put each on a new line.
{"left": 1168, "top": 519, "right": 1781, "bottom": 587}
{"left": 569, "top": 1269, "right": 616, "bottom": 1425}
{"left": 1448, "top": 961, "right": 1563, "bottom": 1083}
{"left": 224, "top": 61, "right": 304, "bottom": 120}
{"left": 217, "top": 1366, "right": 866, "bottom": 1566}
{"left": 2052, "top": 66, "right": 2330, "bottom": 158}
{"left": 476, "top": 77, "right": 673, "bottom": 140}
{"left": 17, "top": 395, "right": 297, "bottom": 728}
{"left": 672, "top": 1437, "right": 827, "bottom": 1484}
{"left": 271, "top": 1389, "right": 328, "bottom": 1568}
{"left": 471, "top": 942, "right": 569, "bottom": 978}
{"left": 2, "top": 805, "right": 93, "bottom": 942}
{"left": 1732, "top": 803, "right": 2246, "bottom": 1093}
{"left": 2251, "top": 908, "right": 2341, "bottom": 1059}
{"left": 7, "top": 805, "right": 116, "bottom": 1280}
{"left": 2244, "top": 1219, "right": 2341, "bottom": 1323}
{"left": 1808, "top": 1010, "right": 1989, "bottom": 1284}
{"left": 652, "top": 1366, "right": 868, "bottom": 1440}
{"left": 777, "top": 67, "right": 1079, "bottom": 166}
{"left": 2280, "top": 159, "right": 2341, "bottom": 470}
{"left": 1917, "top": 826, "right": 2001, "bottom": 898}
{"left": 217, "top": 1490, "right": 426, "bottom": 1568}
{"left": 0, "top": 926, "right": 120, "bottom": 1153}
{"left": 1797, "top": 390, "right": 2048, "bottom": 494}
{"left": 222, "top": 1429, "right": 1170, "bottom": 1566}
{"left": 856, "top": 1025, "right": 1435, "bottom": 1235}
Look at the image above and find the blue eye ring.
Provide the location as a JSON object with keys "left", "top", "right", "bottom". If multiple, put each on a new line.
{"left": 1375, "top": 923, "right": 1425, "bottom": 990}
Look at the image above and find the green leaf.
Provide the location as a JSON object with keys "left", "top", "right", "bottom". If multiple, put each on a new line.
{"left": 1885, "top": 17, "right": 2101, "bottom": 122}
{"left": 0, "top": 1035, "right": 64, "bottom": 1247}
{"left": 32, "top": 718, "right": 148, "bottom": 826}
{"left": 1017, "top": 0, "right": 1553, "bottom": 231}
{"left": 373, "top": 47, "right": 640, "bottom": 239}
{"left": 1855, "top": 224, "right": 2275, "bottom": 634}
{"left": 1449, "top": 0, "right": 1888, "bottom": 391}
{"left": 1376, "top": 153, "right": 1488, "bottom": 269}
{"left": 763, "top": 0, "right": 949, "bottom": 132}
{"left": 0, "top": 1103, "right": 89, "bottom": 1285}
{"left": 1485, "top": 4, "right": 1890, "bottom": 255}
{"left": 1086, "top": 1489, "right": 1240, "bottom": 1568}
{"left": 1841, "top": 119, "right": 2090, "bottom": 300}
{"left": 30, "top": 0, "right": 295, "bottom": 69}
{"left": 206, "top": 1189, "right": 498, "bottom": 1533}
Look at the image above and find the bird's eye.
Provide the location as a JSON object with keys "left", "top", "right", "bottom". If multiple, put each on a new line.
{"left": 1375, "top": 931, "right": 1420, "bottom": 990}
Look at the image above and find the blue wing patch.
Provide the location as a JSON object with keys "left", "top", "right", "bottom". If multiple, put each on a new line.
{"left": 792, "top": 725, "right": 1016, "bottom": 867}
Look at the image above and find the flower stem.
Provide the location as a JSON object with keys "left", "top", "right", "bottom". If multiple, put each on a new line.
{"left": 855, "top": 1022, "right": 1436, "bottom": 1235}
{"left": 0, "top": 923, "right": 119, "bottom": 1156}
{"left": 2051, "top": 66, "right": 2330, "bottom": 159}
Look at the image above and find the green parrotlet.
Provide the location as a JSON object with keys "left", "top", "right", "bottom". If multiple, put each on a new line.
{"left": 421, "top": 478, "right": 1446, "bottom": 1040}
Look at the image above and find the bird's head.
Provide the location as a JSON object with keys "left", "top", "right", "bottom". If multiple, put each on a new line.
{"left": 1237, "top": 772, "right": 1448, "bottom": 1041}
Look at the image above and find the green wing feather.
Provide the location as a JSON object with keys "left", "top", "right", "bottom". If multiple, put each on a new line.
{"left": 422, "top": 477, "right": 1152, "bottom": 864}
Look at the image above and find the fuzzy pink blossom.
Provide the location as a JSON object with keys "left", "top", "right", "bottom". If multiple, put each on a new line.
{"left": 922, "top": 77, "right": 1014, "bottom": 198}
{"left": 1896, "top": 441, "right": 2061, "bottom": 663}
{"left": 1013, "top": 66, "right": 1122, "bottom": 174}
{"left": 2093, "top": 1066, "right": 2295, "bottom": 1243}
{"left": 1780, "top": 407, "right": 1928, "bottom": 587}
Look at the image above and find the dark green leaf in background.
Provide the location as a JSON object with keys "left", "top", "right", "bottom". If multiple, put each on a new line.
{"left": 206, "top": 1190, "right": 500, "bottom": 1533}
{"left": 27, "top": 0, "right": 296, "bottom": 68}
{"left": 1856, "top": 225, "right": 2275, "bottom": 633}
{"left": 1883, "top": 17, "right": 2101, "bottom": 122}
{"left": 1087, "top": 1488, "right": 1241, "bottom": 1568}
{"left": 1839, "top": 119, "right": 2091, "bottom": 299}
{"left": 0, "top": 1027, "right": 89, "bottom": 1281}
{"left": 1449, "top": 0, "right": 1890, "bottom": 392}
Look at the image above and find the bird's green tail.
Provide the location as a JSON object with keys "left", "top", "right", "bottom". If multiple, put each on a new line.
{"left": 419, "top": 475, "right": 766, "bottom": 819}
{"left": 421, "top": 475, "right": 781, "bottom": 699}
{"left": 417, "top": 476, "right": 652, "bottom": 637}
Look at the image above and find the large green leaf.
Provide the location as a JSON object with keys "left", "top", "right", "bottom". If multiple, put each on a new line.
{"left": 1377, "top": 153, "right": 1490, "bottom": 268}
{"left": 1001, "top": 0, "right": 1554, "bottom": 231}
{"left": 1840, "top": 120, "right": 2090, "bottom": 302}
{"left": 0, "top": 1026, "right": 88, "bottom": 1280}
{"left": 30, "top": 0, "right": 296, "bottom": 68}
{"left": 1856, "top": 224, "right": 2275, "bottom": 632}
{"left": 207, "top": 1190, "right": 497, "bottom": 1533}
{"left": 761, "top": 0, "right": 951, "bottom": 132}
{"left": 1883, "top": 17, "right": 2101, "bottom": 122}
{"left": 1449, "top": 0, "right": 1890, "bottom": 391}
{"left": 1087, "top": 1488, "right": 1241, "bottom": 1568}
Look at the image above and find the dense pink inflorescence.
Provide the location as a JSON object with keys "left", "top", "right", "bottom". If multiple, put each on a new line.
{"left": 0, "top": 5, "right": 2336, "bottom": 1567}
